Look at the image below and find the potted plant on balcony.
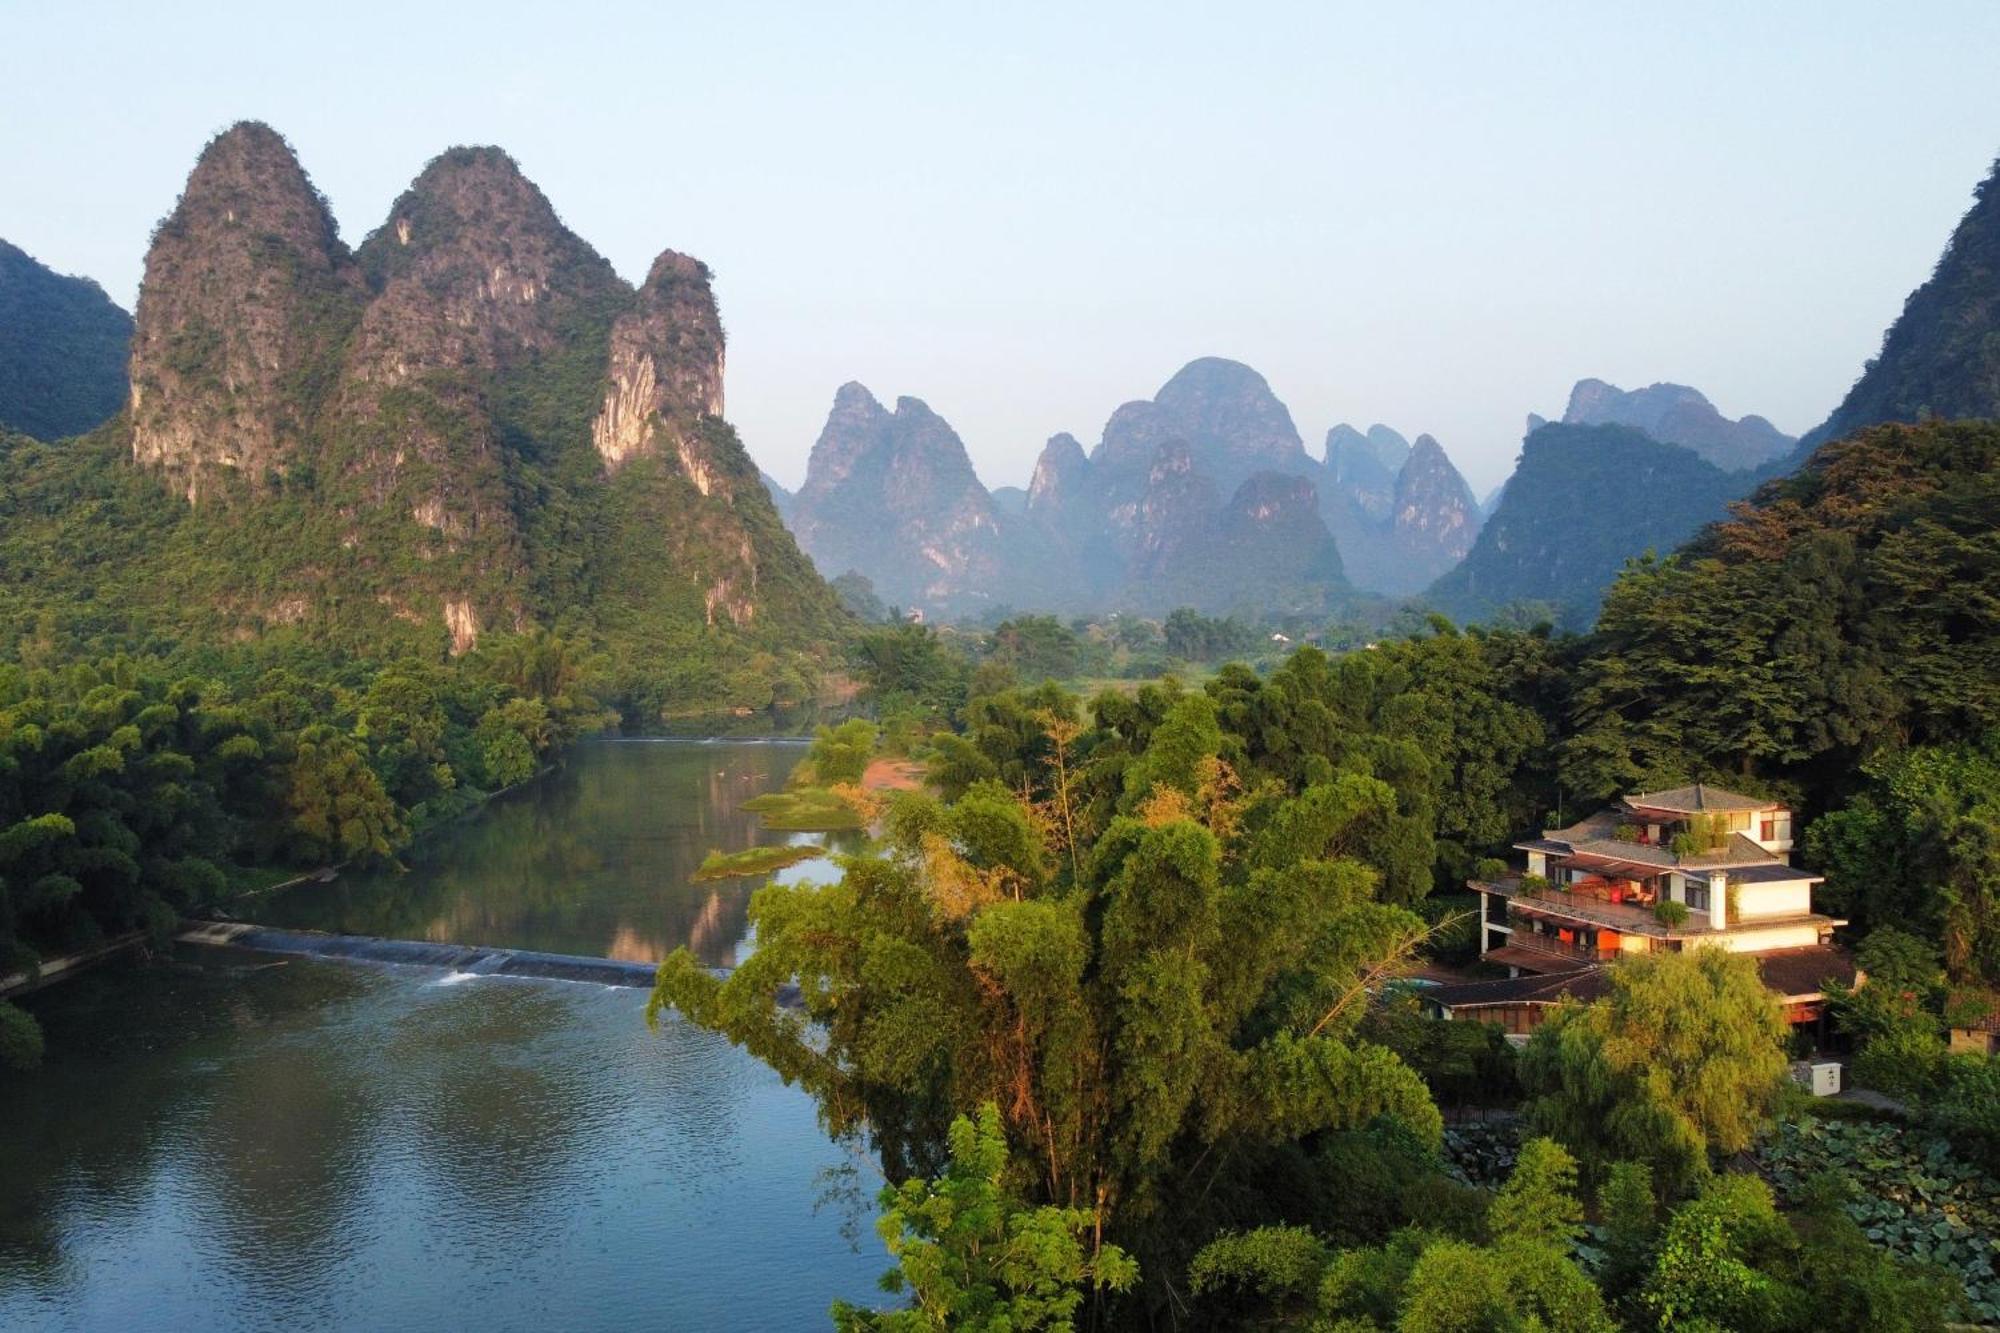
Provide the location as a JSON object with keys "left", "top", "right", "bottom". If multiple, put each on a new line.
{"left": 1653, "top": 899, "right": 1690, "bottom": 928}
{"left": 1519, "top": 873, "right": 1551, "bottom": 900}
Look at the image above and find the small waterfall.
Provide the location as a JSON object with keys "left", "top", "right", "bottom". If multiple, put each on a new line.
{"left": 178, "top": 923, "right": 661, "bottom": 988}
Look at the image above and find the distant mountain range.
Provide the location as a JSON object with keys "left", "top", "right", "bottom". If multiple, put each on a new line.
{"left": 5, "top": 130, "right": 1997, "bottom": 644}
{"left": 1435, "top": 152, "right": 2000, "bottom": 628}
{"left": 0, "top": 239, "right": 132, "bottom": 439}
{"left": 777, "top": 357, "right": 1482, "bottom": 615}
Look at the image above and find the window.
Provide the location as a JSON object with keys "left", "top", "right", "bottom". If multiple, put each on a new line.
{"left": 1684, "top": 879, "right": 1710, "bottom": 911}
{"left": 1760, "top": 814, "right": 1792, "bottom": 843}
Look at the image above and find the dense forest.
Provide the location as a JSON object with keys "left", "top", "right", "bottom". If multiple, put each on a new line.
{"left": 634, "top": 413, "right": 2000, "bottom": 1328}
{"left": 0, "top": 631, "right": 609, "bottom": 1068}
{"left": 0, "top": 240, "right": 132, "bottom": 441}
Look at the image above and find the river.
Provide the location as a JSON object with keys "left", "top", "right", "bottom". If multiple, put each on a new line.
{"left": 0, "top": 740, "right": 887, "bottom": 1331}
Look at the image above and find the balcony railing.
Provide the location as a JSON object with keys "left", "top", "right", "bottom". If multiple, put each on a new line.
{"left": 1504, "top": 924, "right": 1622, "bottom": 963}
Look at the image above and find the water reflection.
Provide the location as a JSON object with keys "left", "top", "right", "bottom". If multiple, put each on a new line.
{"left": 0, "top": 740, "right": 888, "bottom": 1331}
{"left": 244, "top": 740, "right": 857, "bottom": 968}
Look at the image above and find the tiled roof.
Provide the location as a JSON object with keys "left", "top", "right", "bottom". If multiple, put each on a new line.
{"left": 1622, "top": 782, "right": 1782, "bottom": 814}
{"left": 1948, "top": 988, "right": 2000, "bottom": 1034}
{"left": 1427, "top": 969, "right": 1610, "bottom": 1011}
{"left": 1730, "top": 863, "right": 1824, "bottom": 885}
{"left": 1517, "top": 826, "right": 1783, "bottom": 873}
{"left": 1677, "top": 833, "right": 1785, "bottom": 870}
{"left": 1430, "top": 944, "right": 1858, "bottom": 1013}
{"left": 1753, "top": 945, "right": 1858, "bottom": 998}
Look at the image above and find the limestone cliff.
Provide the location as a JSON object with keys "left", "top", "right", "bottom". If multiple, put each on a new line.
{"left": 101, "top": 123, "right": 845, "bottom": 686}
{"left": 127, "top": 122, "right": 362, "bottom": 500}
{"left": 593, "top": 251, "right": 727, "bottom": 483}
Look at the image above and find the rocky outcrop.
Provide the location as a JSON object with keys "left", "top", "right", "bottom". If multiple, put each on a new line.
{"left": 786, "top": 384, "right": 1014, "bottom": 610}
{"left": 1319, "top": 422, "right": 1483, "bottom": 596}
{"left": 774, "top": 358, "right": 1357, "bottom": 615}
{"left": 1122, "top": 469, "right": 1344, "bottom": 614}
{"left": 1559, "top": 378, "right": 1794, "bottom": 471}
{"left": 593, "top": 251, "right": 727, "bottom": 483}
{"left": 127, "top": 122, "right": 362, "bottom": 500}
{"left": 1323, "top": 423, "right": 1399, "bottom": 520}
{"left": 1094, "top": 358, "right": 1314, "bottom": 497}
{"left": 1388, "top": 434, "right": 1481, "bottom": 583}
{"left": 107, "top": 123, "right": 847, "bottom": 671}
{"left": 0, "top": 240, "right": 133, "bottom": 440}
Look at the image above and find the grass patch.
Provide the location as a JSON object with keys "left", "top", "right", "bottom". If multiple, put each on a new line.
{"left": 693, "top": 844, "right": 827, "bottom": 882}
{"left": 741, "top": 787, "right": 865, "bottom": 831}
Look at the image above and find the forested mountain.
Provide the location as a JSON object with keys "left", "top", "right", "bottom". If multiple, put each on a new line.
{"left": 1425, "top": 423, "right": 1746, "bottom": 628}
{"left": 1795, "top": 155, "right": 2000, "bottom": 458}
{"left": 1440, "top": 151, "right": 2000, "bottom": 631}
{"left": 0, "top": 122, "right": 846, "bottom": 715}
{"left": 0, "top": 239, "right": 132, "bottom": 439}
{"left": 1556, "top": 377, "right": 1795, "bottom": 471}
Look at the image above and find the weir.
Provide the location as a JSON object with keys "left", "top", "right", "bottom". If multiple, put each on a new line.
{"left": 176, "top": 921, "right": 804, "bottom": 1006}
{"left": 179, "top": 921, "right": 664, "bottom": 988}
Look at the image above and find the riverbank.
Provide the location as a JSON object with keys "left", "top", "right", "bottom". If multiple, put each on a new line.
{"left": 0, "top": 932, "right": 145, "bottom": 1000}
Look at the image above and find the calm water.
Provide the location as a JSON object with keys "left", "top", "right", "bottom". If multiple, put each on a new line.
{"left": 0, "top": 741, "right": 886, "bottom": 1332}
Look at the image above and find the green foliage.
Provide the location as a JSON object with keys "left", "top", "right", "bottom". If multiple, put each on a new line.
{"left": 1652, "top": 898, "right": 1690, "bottom": 928}
{"left": 1929, "top": 1054, "right": 2000, "bottom": 1176}
{"left": 986, "top": 616, "right": 1082, "bottom": 683}
{"left": 810, "top": 718, "right": 879, "bottom": 787}
{"left": 832, "top": 1103, "right": 1138, "bottom": 1332}
{"left": 1188, "top": 1138, "right": 1613, "bottom": 1331}
{"left": 1808, "top": 735, "right": 2000, "bottom": 985}
{"left": 1638, "top": 1174, "right": 1794, "bottom": 1331}
{"left": 649, "top": 698, "right": 1444, "bottom": 1322}
{"left": 692, "top": 843, "right": 826, "bottom": 882}
{"left": 0, "top": 997, "right": 43, "bottom": 1071}
{"left": 1429, "top": 422, "right": 1752, "bottom": 629}
{"left": 1488, "top": 1136, "right": 1585, "bottom": 1251}
{"left": 1755, "top": 1114, "right": 1999, "bottom": 1321}
{"left": 1521, "top": 949, "right": 1788, "bottom": 1197}
{"left": 1160, "top": 609, "right": 1258, "bottom": 663}
{"left": 853, "top": 623, "right": 969, "bottom": 719}
{"left": 1562, "top": 420, "right": 2000, "bottom": 820}
{"left": 0, "top": 649, "right": 590, "bottom": 1062}
{"left": 0, "top": 242, "right": 132, "bottom": 441}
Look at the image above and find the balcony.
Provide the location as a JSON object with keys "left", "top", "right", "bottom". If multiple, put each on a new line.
{"left": 1505, "top": 930, "right": 1622, "bottom": 964}
{"left": 1478, "top": 876, "right": 1700, "bottom": 938}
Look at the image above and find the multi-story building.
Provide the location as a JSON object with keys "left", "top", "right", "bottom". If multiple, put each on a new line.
{"left": 1427, "top": 784, "right": 1856, "bottom": 1037}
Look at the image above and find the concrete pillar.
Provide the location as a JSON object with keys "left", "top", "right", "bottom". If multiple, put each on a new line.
{"left": 1709, "top": 871, "right": 1729, "bottom": 930}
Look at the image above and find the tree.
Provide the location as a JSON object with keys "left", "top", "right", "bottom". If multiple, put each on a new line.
{"left": 1638, "top": 1174, "right": 1794, "bottom": 1332}
{"left": 1520, "top": 949, "right": 1788, "bottom": 1197}
{"left": 649, "top": 709, "right": 1440, "bottom": 1318}
{"left": 1187, "top": 1137, "right": 1613, "bottom": 1331}
{"left": 283, "top": 725, "right": 404, "bottom": 865}
{"left": 1487, "top": 1136, "right": 1584, "bottom": 1252}
{"left": 1809, "top": 737, "right": 2000, "bottom": 985}
{"left": 987, "top": 616, "right": 1081, "bottom": 683}
{"left": 1829, "top": 928, "right": 1948, "bottom": 1098}
{"left": 832, "top": 1103, "right": 1138, "bottom": 1331}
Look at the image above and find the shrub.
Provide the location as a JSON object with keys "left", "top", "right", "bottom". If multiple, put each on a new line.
{"left": 1653, "top": 899, "right": 1690, "bottom": 928}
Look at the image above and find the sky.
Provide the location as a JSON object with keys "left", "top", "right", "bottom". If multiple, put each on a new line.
{"left": 5, "top": 2, "right": 1999, "bottom": 495}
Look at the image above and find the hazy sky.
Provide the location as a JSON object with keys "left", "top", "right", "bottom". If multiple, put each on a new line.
{"left": 6, "top": 2, "right": 1998, "bottom": 493}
